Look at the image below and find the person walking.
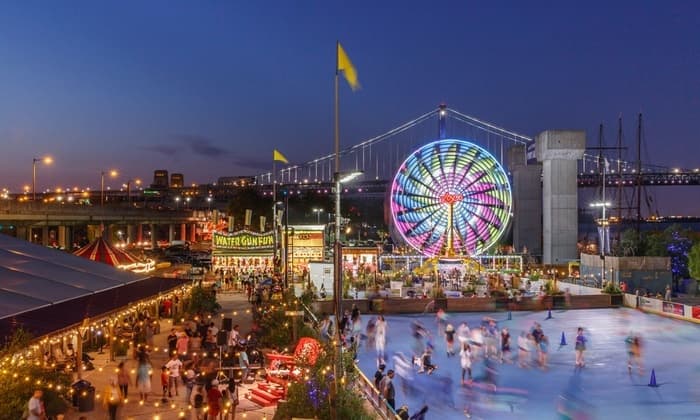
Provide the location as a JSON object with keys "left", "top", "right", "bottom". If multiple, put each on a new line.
{"left": 381, "top": 369, "right": 396, "bottom": 410}
{"left": 103, "top": 378, "right": 123, "bottom": 420}
{"left": 26, "top": 389, "right": 46, "bottom": 420}
{"left": 136, "top": 352, "right": 152, "bottom": 402}
{"left": 166, "top": 353, "right": 183, "bottom": 397}
{"left": 664, "top": 284, "right": 672, "bottom": 301}
{"left": 117, "top": 361, "right": 131, "bottom": 399}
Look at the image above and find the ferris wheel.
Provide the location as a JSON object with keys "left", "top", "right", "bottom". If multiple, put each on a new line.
{"left": 390, "top": 139, "right": 512, "bottom": 257}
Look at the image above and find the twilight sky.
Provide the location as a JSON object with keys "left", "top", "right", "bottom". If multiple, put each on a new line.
{"left": 1, "top": 1, "right": 699, "bottom": 211}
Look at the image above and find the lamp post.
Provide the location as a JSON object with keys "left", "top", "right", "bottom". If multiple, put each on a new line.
{"left": 313, "top": 208, "right": 324, "bottom": 224}
{"left": 207, "top": 196, "right": 212, "bottom": 212}
{"left": 590, "top": 201, "right": 611, "bottom": 286}
{"left": 32, "top": 156, "right": 53, "bottom": 201}
{"left": 175, "top": 196, "right": 181, "bottom": 210}
{"left": 101, "top": 169, "right": 118, "bottom": 207}
{"left": 333, "top": 170, "right": 362, "bottom": 383}
{"left": 124, "top": 179, "right": 141, "bottom": 206}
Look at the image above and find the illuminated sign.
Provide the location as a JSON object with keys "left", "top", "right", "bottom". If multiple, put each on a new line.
{"left": 213, "top": 230, "right": 274, "bottom": 250}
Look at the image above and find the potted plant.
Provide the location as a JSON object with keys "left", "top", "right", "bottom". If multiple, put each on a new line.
{"left": 432, "top": 286, "right": 447, "bottom": 310}
{"left": 602, "top": 281, "right": 623, "bottom": 306}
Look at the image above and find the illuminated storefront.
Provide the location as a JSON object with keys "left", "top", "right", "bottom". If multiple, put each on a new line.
{"left": 212, "top": 230, "right": 274, "bottom": 273}
{"left": 342, "top": 246, "right": 379, "bottom": 278}
{"left": 285, "top": 225, "right": 325, "bottom": 276}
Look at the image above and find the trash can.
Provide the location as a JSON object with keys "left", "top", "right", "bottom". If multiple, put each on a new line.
{"left": 71, "top": 380, "right": 95, "bottom": 412}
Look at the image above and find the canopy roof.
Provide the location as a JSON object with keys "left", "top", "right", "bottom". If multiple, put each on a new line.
{"left": 73, "top": 237, "right": 140, "bottom": 267}
{"left": 0, "top": 234, "right": 186, "bottom": 341}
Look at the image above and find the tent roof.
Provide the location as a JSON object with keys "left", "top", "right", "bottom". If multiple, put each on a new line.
{"left": 73, "top": 237, "right": 140, "bottom": 267}
{"left": 0, "top": 234, "right": 145, "bottom": 320}
{"left": 0, "top": 234, "right": 189, "bottom": 342}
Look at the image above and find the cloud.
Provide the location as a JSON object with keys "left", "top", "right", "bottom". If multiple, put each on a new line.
{"left": 178, "top": 135, "right": 228, "bottom": 157}
{"left": 141, "top": 144, "right": 178, "bottom": 156}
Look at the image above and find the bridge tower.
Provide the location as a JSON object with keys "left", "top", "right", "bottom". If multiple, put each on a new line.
{"left": 536, "top": 130, "right": 586, "bottom": 264}
{"left": 438, "top": 104, "right": 447, "bottom": 139}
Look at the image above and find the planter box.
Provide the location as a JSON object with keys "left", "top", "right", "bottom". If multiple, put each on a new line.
{"left": 609, "top": 294, "right": 623, "bottom": 306}
{"left": 433, "top": 298, "right": 448, "bottom": 311}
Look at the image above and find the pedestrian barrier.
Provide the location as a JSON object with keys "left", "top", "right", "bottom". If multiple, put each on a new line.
{"left": 351, "top": 364, "right": 402, "bottom": 420}
{"left": 648, "top": 369, "right": 658, "bottom": 387}
{"left": 560, "top": 332, "right": 567, "bottom": 346}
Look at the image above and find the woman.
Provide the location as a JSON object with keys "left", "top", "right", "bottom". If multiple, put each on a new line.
{"left": 117, "top": 361, "right": 131, "bottom": 399}
{"left": 103, "top": 377, "right": 123, "bottom": 420}
{"left": 459, "top": 342, "right": 472, "bottom": 384}
{"left": 375, "top": 315, "right": 387, "bottom": 362}
{"left": 136, "top": 352, "right": 152, "bottom": 402}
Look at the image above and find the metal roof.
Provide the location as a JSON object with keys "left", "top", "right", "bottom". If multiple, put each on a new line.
{"left": 0, "top": 234, "right": 146, "bottom": 320}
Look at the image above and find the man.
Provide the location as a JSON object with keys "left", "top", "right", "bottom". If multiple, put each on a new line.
{"left": 27, "top": 389, "right": 46, "bottom": 420}
{"left": 165, "top": 353, "right": 183, "bottom": 397}
{"left": 227, "top": 325, "right": 241, "bottom": 350}
{"left": 167, "top": 329, "right": 178, "bottom": 356}
{"left": 374, "top": 363, "right": 386, "bottom": 389}
{"left": 381, "top": 369, "right": 396, "bottom": 410}
{"left": 665, "top": 285, "right": 672, "bottom": 301}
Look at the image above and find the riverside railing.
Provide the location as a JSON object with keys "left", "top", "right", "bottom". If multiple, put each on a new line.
{"left": 352, "top": 364, "right": 402, "bottom": 420}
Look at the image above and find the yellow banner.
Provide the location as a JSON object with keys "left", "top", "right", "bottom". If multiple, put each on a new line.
{"left": 213, "top": 231, "right": 274, "bottom": 250}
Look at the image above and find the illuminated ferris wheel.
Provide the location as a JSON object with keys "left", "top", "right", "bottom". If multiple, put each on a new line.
{"left": 390, "top": 139, "right": 513, "bottom": 257}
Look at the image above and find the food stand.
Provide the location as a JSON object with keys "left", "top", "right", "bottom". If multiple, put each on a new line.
{"left": 212, "top": 230, "right": 275, "bottom": 275}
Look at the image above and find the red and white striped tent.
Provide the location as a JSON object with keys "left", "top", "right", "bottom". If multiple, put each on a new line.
{"left": 73, "top": 237, "right": 141, "bottom": 268}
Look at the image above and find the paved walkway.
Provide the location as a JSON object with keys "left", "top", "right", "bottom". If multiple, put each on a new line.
{"left": 63, "top": 291, "right": 276, "bottom": 420}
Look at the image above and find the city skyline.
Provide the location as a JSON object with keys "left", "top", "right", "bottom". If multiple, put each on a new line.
{"left": 1, "top": 2, "right": 700, "bottom": 213}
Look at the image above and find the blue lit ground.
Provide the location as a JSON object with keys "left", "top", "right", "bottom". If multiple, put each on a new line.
{"left": 356, "top": 308, "right": 700, "bottom": 419}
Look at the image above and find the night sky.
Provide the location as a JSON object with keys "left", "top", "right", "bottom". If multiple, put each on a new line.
{"left": 1, "top": 1, "right": 699, "bottom": 213}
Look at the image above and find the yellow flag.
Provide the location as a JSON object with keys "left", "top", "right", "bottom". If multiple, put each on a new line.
{"left": 337, "top": 42, "right": 360, "bottom": 91}
{"left": 273, "top": 149, "right": 288, "bottom": 164}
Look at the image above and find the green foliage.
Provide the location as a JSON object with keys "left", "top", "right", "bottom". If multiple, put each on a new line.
{"left": 0, "top": 330, "right": 72, "bottom": 420}
{"left": 617, "top": 228, "right": 642, "bottom": 256}
{"left": 186, "top": 286, "right": 221, "bottom": 315}
{"left": 227, "top": 186, "right": 269, "bottom": 232}
{"left": 528, "top": 273, "right": 540, "bottom": 282}
{"left": 602, "top": 282, "right": 622, "bottom": 295}
{"left": 544, "top": 279, "right": 562, "bottom": 295}
{"left": 689, "top": 242, "right": 700, "bottom": 281}
{"left": 644, "top": 231, "right": 668, "bottom": 257}
{"left": 272, "top": 342, "right": 374, "bottom": 420}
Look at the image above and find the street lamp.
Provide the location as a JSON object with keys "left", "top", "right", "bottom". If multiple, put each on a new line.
{"left": 590, "top": 201, "right": 611, "bottom": 285}
{"left": 124, "top": 179, "right": 141, "bottom": 206}
{"left": 185, "top": 197, "right": 191, "bottom": 209}
{"left": 32, "top": 156, "right": 53, "bottom": 201}
{"left": 207, "top": 196, "right": 212, "bottom": 212}
{"left": 333, "top": 169, "right": 362, "bottom": 382}
{"left": 174, "top": 196, "right": 181, "bottom": 210}
{"left": 100, "top": 169, "right": 118, "bottom": 207}
{"left": 312, "top": 208, "right": 324, "bottom": 224}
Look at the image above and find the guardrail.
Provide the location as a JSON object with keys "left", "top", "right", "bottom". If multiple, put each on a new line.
{"left": 352, "top": 364, "right": 402, "bottom": 420}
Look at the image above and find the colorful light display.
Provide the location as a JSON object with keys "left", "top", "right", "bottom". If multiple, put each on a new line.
{"left": 390, "top": 139, "right": 512, "bottom": 257}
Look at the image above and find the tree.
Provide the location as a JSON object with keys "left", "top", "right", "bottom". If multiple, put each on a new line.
{"left": 186, "top": 285, "right": 221, "bottom": 314}
{"left": 688, "top": 243, "right": 700, "bottom": 291}
{"left": 666, "top": 229, "right": 692, "bottom": 282}
{"left": 227, "top": 186, "right": 270, "bottom": 231}
{"left": 617, "top": 229, "right": 641, "bottom": 256}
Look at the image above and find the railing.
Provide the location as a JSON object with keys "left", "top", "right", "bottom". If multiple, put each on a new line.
{"left": 299, "top": 301, "right": 318, "bottom": 326}
{"left": 352, "top": 364, "right": 402, "bottom": 420}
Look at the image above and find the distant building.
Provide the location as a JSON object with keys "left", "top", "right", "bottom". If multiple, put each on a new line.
{"left": 216, "top": 176, "right": 255, "bottom": 187}
{"left": 152, "top": 170, "right": 169, "bottom": 189}
{"left": 171, "top": 173, "right": 184, "bottom": 188}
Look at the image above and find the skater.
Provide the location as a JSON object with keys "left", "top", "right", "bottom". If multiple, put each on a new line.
{"left": 445, "top": 323, "right": 456, "bottom": 356}
{"left": 456, "top": 321, "right": 470, "bottom": 345}
{"left": 517, "top": 332, "right": 529, "bottom": 368}
{"left": 376, "top": 315, "right": 387, "bottom": 361}
{"left": 626, "top": 333, "right": 643, "bottom": 375}
{"left": 419, "top": 347, "right": 437, "bottom": 375}
{"left": 436, "top": 308, "right": 448, "bottom": 337}
{"left": 411, "top": 321, "right": 428, "bottom": 366}
{"left": 539, "top": 334, "right": 549, "bottom": 370}
{"left": 575, "top": 327, "right": 587, "bottom": 368}
{"left": 459, "top": 342, "right": 472, "bottom": 384}
{"left": 500, "top": 328, "right": 511, "bottom": 363}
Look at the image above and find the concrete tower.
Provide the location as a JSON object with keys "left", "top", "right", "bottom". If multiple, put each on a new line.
{"left": 536, "top": 130, "right": 586, "bottom": 264}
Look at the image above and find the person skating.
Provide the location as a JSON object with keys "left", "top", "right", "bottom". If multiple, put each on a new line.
{"left": 575, "top": 327, "right": 587, "bottom": 369}
{"left": 460, "top": 342, "right": 473, "bottom": 384}
{"left": 445, "top": 323, "right": 456, "bottom": 356}
{"left": 419, "top": 347, "right": 437, "bottom": 375}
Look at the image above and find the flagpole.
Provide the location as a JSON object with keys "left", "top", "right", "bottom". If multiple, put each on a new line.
{"left": 273, "top": 159, "right": 277, "bottom": 271}
{"left": 333, "top": 40, "right": 344, "bottom": 396}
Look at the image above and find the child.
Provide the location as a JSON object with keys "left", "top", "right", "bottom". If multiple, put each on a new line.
{"left": 575, "top": 327, "right": 587, "bottom": 368}
{"left": 160, "top": 366, "right": 169, "bottom": 400}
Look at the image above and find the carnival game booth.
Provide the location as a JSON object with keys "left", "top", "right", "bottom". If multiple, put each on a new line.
{"left": 0, "top": 234, "right": 190, "bottom": 367}
{"left": 285, "top": 225, "right": 325, "bottom": 278}
{"left": 212, "top": 230, "right": 275, "bottom": 277}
